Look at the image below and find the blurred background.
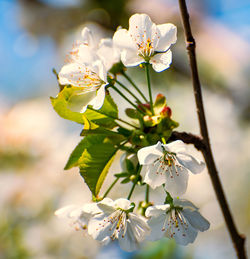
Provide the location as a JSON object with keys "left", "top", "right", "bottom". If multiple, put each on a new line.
{"left": 0, "top": 0, "right": 250, "bottom": 258}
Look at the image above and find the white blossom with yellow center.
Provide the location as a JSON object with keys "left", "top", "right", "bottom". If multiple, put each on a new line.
{"left": 68, "top": 27, "right": 120, "bottom": 71}
{"left": 58, "top": 44, "right": 108, "bottom": 113}
{"left": 88, "top": 198, "right": 150, "bottom": 252}
{"left": 145, "top": 199, "right": 210, "bottom": 245}
{"left": 137, "top": 140, "right": 205, "bottom": 196}
{"left": 113, "top": 13, "right": 177, "bottom": 72}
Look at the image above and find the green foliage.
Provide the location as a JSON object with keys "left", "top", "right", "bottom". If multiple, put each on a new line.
{"left": 65, "top": 134, "right": 125, "bottom": 196}
{"left": 125, "top": 108, "right": 142, "bottom": 119}
{"left": 79, "top": 140, "right": 118, "bottom": 197}
{"left": 50, "top": 87, "right": 118, "bottom": 129}
{"left": 83, "top": 94, "right": 119, "bottom": 128}
{"left": 50, "top": 86, "right": 85, "bottom": 124}
{"left": 64, "top": 135, "right": 104, "bottom": 170}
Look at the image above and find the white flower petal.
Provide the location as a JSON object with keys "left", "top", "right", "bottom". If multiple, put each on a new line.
{"left": 145, "top": 204, "right": 170, "bottom": 218}
{"left": 146, "top": 214, "right": 166, "bottom": 241}
{"left": 155, "top": 23, "right": 177, "bottom": 52}
{"left": 119, "top": 222, "right": 138, "bottom": 252}
{"left": 54, "top": 205, "right": 78, "bottom": 218}
{"left": 77, "top": 44, "right": 99, "bottom": 66}
{"left": 176, "top": 152, "right": 205, "bottom": 174}
{"left": 114, "top": 198, "right": 131, "bottom": 211}
{"left": 129, "top": 13, "right": 154, "bottom": 44}
{"left": 150, "top": 51, "right": 172, "bottom": 72}
{"left": 121, "top": 49, "right": 144, "bottom": 67}
{"left": 97, "top": 198, "right": 116, "bottom": 214}
{"left": 68, "top": 90, "right": 97, "bottom": 113}
{"left": 170, "top": 217, "right": 198, "bottom": 245}
{"left": 88, "top": 212, "right": 114, "bottom": 241}
{"left": 81, "top": 27, "right": 94, "bottom": 46}
{"left": 144, "top": 164, "right": 167, "bottom": 189}
{"left": 137, "top": 142, "right": 163, "bottom": 165}
{"left": 182, "top": 209, "right": 210, "bottom": 232}
{"left": 165, "top": 167, "right": 189, "bottom": 196}
{"left": 164, "top": 140, "right": 186, "bottom": 153}
{"left": 113, "top": 28, "right": 137, "bottom": 52}
{"left": 128, "top": 213, "right": 151, "bottom": 242}
{"left": 173, "top": 199, "right": 198, "bottom": 210}
{"left": 58, "top": 63, "right": 102, "bottom": 88}
{"left": 88, "top": 84, "right": 106, "bottom": 110}
{"left": 81, "top": 202, "right": 101, "bottom": 215}
{"left": 97, "top": 38, "right": 120, "bottom": 70}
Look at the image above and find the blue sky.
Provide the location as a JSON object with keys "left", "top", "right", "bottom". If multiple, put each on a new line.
{"left": 0, "top": 0, "right": 249, "bottom": 104}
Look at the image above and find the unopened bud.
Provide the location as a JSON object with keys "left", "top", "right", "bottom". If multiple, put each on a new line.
{"left": 161, "top": 106, "right": 172, "bottom": 117}
{"left": 130, "top": 175, "right": 136, "bottom": 181}
{"left": 138, "top": 103, "right": 151, "bottom": 113}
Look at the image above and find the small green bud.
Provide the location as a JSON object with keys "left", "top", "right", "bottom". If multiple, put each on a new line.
{"left": 130, "top": 175, "right": 137, "bottom": 181}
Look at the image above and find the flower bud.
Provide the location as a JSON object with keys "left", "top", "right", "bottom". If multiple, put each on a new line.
{"left": 129, "top": 175, "right": 137, "bottom": 181}
{"left": 138, "top": 103, "right": 151, "bottom": 114}
{"left": 143, "top": 115, "right": 161, "bottom": 127}
{"left": 160, "top": 106, "right": 172, "bottom": 118}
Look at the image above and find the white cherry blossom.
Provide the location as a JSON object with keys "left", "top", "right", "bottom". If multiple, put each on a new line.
{"left": 137, "top": 140, "right": 205, "bottom": 196}
{"left": 145, "top": 199, "right": 210, "bottom": 245}
{"left": 55, "top": 202, "right": 101, "bottom": 231}
{"left": 113, "top": 13, "right": 177, "bottom": 72}
{"left": 69, "top": 27, "right": 120, "bottom": 71}
{"left": 88, "top": 198, "right": 150, "bottom": 252}
{"left": 58, "top": 44, "right": 108, "bottom": 113}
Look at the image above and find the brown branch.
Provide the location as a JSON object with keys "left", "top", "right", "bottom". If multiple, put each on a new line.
{"left": 178, "top": 1, "right": 246, "bottom": 258}
{"left": 169, "top": 131, "right": 205, "bottom": 151}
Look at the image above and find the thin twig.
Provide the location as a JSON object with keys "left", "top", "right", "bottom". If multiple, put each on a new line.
{"left": 145, "top": 63, "right": 154, "bottom": 115}
{"left": 103, "top": 177, "right": 119, "bottom": 198}
{"left": 110, "top": 85, "right": 145, "bottom": 115}
{"left": 127, "top": 165, "right": 142, "bottom": 200}
{"left": 115, "top": 79, "right": 142, "bottom": 104}
{"left": 122, "top": 71, "right": 149, "bottom": 103}
{"left": 178, "top": 1, "right": 246, "bottom": 258}
{"left": 87, "top": 107, "right": 139, "bottom": 129}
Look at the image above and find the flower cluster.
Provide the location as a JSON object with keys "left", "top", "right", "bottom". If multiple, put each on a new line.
{"left": 57, "top": 13, "right": 177, "bottom": 113}
{"left": 53, "top": 13, "right": 210, "bottom": 253}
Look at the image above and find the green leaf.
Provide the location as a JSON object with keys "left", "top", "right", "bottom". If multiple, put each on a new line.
{"left": 79, "top": 141, "right": 118, "bottom": 196}
{"left": 125, "top": 108, "right": 141, "bottom": 119}
{"left": 83, "top": 94, "right": 118, "bottom": 128}
{"left": 64, "top": 135, "right": 105, "bottom": 170}
{"left": 121, "top": 178, "right": 130, "bottom": 184}
{"left": 117, "top": 127, "right": 132, "bottom": 137}
{"left": 114, "top": 172, "right": 129, "bottom": 178}
{"left": 50, "top": 86, "right": 86, "bottom": 124}
{"left": 80, "top": 127, "right": 121, "bottom": 136}
{"left": 80, "top": 128, "right": 126, "bottom": 144}
{"left": 125, "top": 159, "right": 135, "bottom": 173}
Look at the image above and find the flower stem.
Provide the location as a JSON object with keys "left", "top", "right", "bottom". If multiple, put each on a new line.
{"left": 110, "top": 85, "right": 144, "bottom": 115}
{"left": 103, "top": 177, "right": 119, "bottom": 198}
{"left": 161, "top": 137, "right": 167, "bottom": 144}
{"left": 145, "top": 185, "right": 150, "bottom": 203}
{"left": 122, "top": 72, "right": 148, "bottom": 103}
{"left": 127, "top": 165, "right": 142, "bottom": 200}
{"left": 178, "top": 1, "right": 246, "bottom": 258}
{"left": 87, "top": 107, "right": 139, "bottom": 129}
{"left": 114, "top": 79, "right": 142, "bottom": 104}
{"left": 145, "top": 63, "right": 154, "bottom": 115}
